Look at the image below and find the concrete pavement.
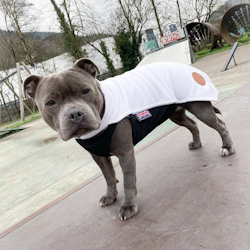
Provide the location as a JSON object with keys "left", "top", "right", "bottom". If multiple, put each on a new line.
{"left": 0, "top": 44, "right": 250, "bottom": 248}
{"left": 1, "top": 76, "right": 250, "bottom": 250}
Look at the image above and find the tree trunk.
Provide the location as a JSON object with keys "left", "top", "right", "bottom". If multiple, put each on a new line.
{"left": 63, "top": 0, "right": 82, "bottom": 59}
{"left": 151, "top": 0, "right": 163, "bottom": 36}
{"left": 176, "top": 0, "right": 182, "bottom": 28}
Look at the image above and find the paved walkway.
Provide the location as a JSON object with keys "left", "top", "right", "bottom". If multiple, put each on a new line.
{"left": 1, "top": 75, "right": 250, "bottom": 250}
{"left": 0, "top": 44, "right": 250, "bottom": 248}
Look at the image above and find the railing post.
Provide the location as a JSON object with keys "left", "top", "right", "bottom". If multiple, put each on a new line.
{"left": 16, "top": 62, "right": 25, "bottom": 122}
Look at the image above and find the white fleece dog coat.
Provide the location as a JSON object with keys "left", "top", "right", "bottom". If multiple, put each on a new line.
{"left": 80, "top": 61, "right": 218, "bottom": 140}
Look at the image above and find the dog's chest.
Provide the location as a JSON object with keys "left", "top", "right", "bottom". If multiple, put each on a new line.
{"left": 76, "top": 104, "right": 178, "bottom": 157}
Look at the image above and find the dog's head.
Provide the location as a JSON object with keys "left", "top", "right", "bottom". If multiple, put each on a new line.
{"left": 24, "top": 59, "right": 104, "bottom": 141}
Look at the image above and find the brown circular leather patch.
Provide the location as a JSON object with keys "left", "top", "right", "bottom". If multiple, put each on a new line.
{"left": 192, "top": 72, "right": 206, "bottom": 86}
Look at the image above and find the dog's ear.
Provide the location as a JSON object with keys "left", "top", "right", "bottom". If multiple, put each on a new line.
{"left": 24, "top": 75, "right": 42, "bottom": 99}
{"left": 74, "top": 58, "right": 100, "bottom": 78}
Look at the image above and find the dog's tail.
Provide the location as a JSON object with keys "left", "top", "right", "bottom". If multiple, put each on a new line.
{"left": 213, "top": 106, "right": 222, "bottom": 115}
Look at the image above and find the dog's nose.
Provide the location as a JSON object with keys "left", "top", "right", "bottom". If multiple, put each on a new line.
{"left": 68, "top": 109, "right": 84, "bottom": 122}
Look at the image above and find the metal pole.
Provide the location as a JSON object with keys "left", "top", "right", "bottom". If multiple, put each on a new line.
{"left": 16, "top": 62, "right": 25, "bottom": 122}
{"left": 0, "top": 70, "right": 18, "bottom": 83}
{"left": 233, "top": 55, "right": 237, "bottom": 66}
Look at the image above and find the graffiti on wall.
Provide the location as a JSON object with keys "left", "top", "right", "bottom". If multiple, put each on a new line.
{"left": 159, "top": 30, "right": 185, "bottom": 45}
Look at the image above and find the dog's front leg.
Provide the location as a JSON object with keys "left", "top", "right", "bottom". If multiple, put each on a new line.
{"left": 109, "top": 118, "right": 139, "bottom": 220}
{"left": 117, "top": 149, "right": 138, "bottom": 220}
{"left": 91, "top": 155, "right": 118, "bottom": 207}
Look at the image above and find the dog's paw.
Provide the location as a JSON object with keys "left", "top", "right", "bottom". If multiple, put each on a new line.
{"left": 188, "top": 141, "right": 202, "bottom": 150}
{"left": 220, "top": 146, "right": 235, "bottom": 156}
{"left": 99, "top": 195, "right": 117, "bottom": 207}
{"left": 119, "top": 204, "right": 138, "bottom": 221}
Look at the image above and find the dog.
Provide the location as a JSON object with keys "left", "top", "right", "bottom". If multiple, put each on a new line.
{"left": 24, "top": 59, "right": 235, "bottom": 221}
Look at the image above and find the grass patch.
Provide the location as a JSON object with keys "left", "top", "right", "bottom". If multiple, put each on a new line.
{"left": 0, "top": 111, "right": 41, "bottom": 139}
{"left": 238, "top": 33, "right": 250, "bottom": 43}
{"left": 195, "top": 33, "right": 250, "bottom": 60}
{"left": 0, "top": 110, "right": 41, "bottom": 131}
{"left": 195, "top": 43, "right": 233, "bottom": 60}
{"left": 5, "top": 114, "right": 41, "bottom": 129}
{"left": 0, "top": 113, "right": 41, "bottom": 138}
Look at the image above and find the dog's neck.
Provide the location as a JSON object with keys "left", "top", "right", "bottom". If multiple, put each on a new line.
{"left": 96, "top": 80, "right": 105, "bottom": 119}
{"left": 100, "top": 97, "right": 105, "bottom": 119}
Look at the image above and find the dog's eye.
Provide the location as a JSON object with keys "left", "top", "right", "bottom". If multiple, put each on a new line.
{"left": 46, "top": 100, "right": 56, "bottom": 106}
{"left": 82, "top": 89, "right": 90, "bottom": 95}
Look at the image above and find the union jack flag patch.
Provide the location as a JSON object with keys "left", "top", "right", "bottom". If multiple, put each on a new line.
{"left": 135, "top": 110, "right": 152, "bottom": 122}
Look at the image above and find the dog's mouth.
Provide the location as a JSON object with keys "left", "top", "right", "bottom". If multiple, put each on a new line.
{"left": 74, "top": 126, "right": 99, "bottom": 137}
{"left": 60, "top": 122, "right": 101, "bottom": 141}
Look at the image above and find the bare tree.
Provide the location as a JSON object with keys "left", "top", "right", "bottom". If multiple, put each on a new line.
{"left": 0, "top": 29, "right": 18, "bottom": 68}
{"left": 50, "top": 0, "right": 83, "bottom": 60}
{"left": 50, "top": 0, "right": 113, "bottom": 63}
{"left": 116, "top": 0, "right": 151, "bottom": 36}
{"left": 187, "top": 0, "right": 223, "bottom": 22}
{"left": 73, "top": 0, "right": 104, "bottom": 55}
{"left": 176, "top": 0, "right": 183, "bottom": 27}
{"left": 150, "top": 0, "right": 163, "bottom": 36}
{"left": 0, "top": 0, "right": 36, "bottom": 66}
{"left": 61, "top": 0, "right": 83, "bottom": 59}
{"left": 111, "top": 0, "right": 154, "bottom": 70}
{"left": 66, "top": 0, "right": 117, "bottom": 73}
{"left": 204, "top": 0, "right": 222, "bottom": 22}
{"left": 138, "top": 0, "right": 175, "bottom": 36}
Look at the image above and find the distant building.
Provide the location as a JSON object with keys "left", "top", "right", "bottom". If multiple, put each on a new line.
{"left": 144, "top": 29, "right": 159, "bottom": 52}
{"left": 169, "top": 24, "right": 177, "bottom": 33}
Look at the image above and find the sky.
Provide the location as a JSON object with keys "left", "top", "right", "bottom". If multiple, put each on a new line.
{"left": 29, "top": 0, "right": 60, "bottom": 32}
{"left": 0, "top": 0, "right": 235, "bottom": 33}
{"left": 0, "top": 0, "right": 111, "bottom": 33}
{"left": 0, "top": 0, "right": 67, "bottom": 32}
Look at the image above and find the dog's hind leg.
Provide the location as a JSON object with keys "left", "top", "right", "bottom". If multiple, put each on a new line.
{"left": 170, "top": 106, "right": 202, "bottom": 150}
{"left": 181, "top": 101, "right": 235, "bottom": 156}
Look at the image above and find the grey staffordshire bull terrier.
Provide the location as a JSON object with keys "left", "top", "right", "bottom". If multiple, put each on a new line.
{"left": 24, "top": 59, "right": 235, "bottom": 221}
